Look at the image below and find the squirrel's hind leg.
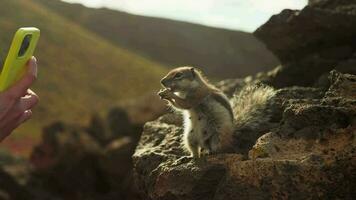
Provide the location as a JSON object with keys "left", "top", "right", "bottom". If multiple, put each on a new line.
{"left": 201, "top": 134, "right": 220, "bottom": 156}
{"left": 184, "top": 135, "right": 200, "bottom": 158}
{"left": 207, "top": 134, "right": 220, "bottom": 154}
{"left": 188, "top": 143, "right": 200, "bottom": 158}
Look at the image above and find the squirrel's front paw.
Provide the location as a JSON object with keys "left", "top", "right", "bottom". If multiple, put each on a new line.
{"left": 158, "top": 88, "right": 172, "bottom": 99}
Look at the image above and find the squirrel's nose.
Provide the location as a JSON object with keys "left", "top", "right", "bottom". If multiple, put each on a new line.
{"left": 160, "top": 78, "right": 168, "bottom": 86}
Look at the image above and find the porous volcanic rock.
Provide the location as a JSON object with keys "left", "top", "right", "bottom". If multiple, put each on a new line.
{"left": 133, "top": 1, "right": 356, "bottom": 197}
{"left": 254, "top": 0, "right": 356, "bottom": 87}
{"left": 133, "top": 71, "right": 356, "bottom": 200}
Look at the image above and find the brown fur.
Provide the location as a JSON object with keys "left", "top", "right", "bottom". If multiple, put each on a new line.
{"left": 159, "top": 67, "right": 234, "bottom": 158}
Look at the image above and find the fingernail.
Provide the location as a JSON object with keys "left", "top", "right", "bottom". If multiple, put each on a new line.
{"left": 30, "top": 57, "right": 38, "bottom": 78}
{"left": 22, "top": 110, "right": 33, "bottom": 123}
{"left": 25, "top": 110, "right": 32, "bottom": 115}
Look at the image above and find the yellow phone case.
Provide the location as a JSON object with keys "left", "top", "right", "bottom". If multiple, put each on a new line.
{"left": 0, "top": 27, "right": 40, "bottom": 92}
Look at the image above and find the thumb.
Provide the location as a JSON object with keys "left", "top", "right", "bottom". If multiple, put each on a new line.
{"left": 6, "top": 57, "right": 37, "bottom": 99}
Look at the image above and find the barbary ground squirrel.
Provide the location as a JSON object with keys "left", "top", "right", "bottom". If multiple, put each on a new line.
{"left": 158, "top": 67, "right": 275, "bottom": 158}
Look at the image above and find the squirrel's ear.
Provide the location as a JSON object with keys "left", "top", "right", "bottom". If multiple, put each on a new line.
{"left": 190, "top": 67, "right": 196, "bottom": 78}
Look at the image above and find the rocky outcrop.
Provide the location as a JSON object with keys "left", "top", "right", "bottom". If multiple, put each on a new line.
{"left": 0, "top": 106, "right": 147, "bottom": 200}
{"left": 254, "top": 0, "right": 356, "bottom": 87}
{"left": 0, "top": 94, "right": 166, "bottom": 200}
{"left": 133, "top": 1, "right": 356, "bottom": 199}
{"left": 0, "top": 167, "right": 34, "bottom": 200}
{"left": 27, "top": 114, "right": 142, "bottom": 200}
{"left": 133, "top": 71, "right": 355, "bottom": 200}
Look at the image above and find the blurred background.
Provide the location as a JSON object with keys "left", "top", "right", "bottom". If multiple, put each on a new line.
{"left": 0, "top": 0, "right": 306, "bottom": 199}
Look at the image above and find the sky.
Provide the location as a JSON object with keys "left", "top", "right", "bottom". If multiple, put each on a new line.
{"left": 62, "top": 0, "right": 307, "bottom": 32}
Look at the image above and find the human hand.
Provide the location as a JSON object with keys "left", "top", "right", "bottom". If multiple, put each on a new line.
{"left": 0, "top": 57, "right": 39, "bottom": 141}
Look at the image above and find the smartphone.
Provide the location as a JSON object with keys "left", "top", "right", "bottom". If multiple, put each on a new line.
{"left": 0, "top": 27, "right": 40, "bottom": 92}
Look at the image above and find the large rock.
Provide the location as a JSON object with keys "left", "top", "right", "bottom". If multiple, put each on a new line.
{"left": 28, "top": 121, "right": 141, "bottom": 200}
{"left": 0, "top": 167, "right": 34, "bottom": 200}
{"left": 254, "top": 0, "right": 356, "bottom": 87}
{"left": 133, "top": 2, "right": 356, "bottom": 199}
{"left": 0, "top": 95, "right": 164, "bottom": 200}
{"left": 132, "top": 71, "right": 356, "bottom": 200}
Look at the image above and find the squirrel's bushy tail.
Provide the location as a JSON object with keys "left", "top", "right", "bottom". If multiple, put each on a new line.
{"left": 231, "top": 84, "right": 276, "bottom": 130}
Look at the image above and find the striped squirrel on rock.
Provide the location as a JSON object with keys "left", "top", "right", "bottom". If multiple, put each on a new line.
{"left": 158, "top": 67, "right": 275, "bottom": 158}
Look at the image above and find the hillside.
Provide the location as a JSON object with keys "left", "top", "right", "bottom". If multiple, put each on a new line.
{"left": 133, "top": 0, "right": 356, "bottom": 198}
{"left": 34, "top": 0, "right": 279, "bottom": 79}
{"left": 0, "top": 0, "right": 166, "bottom": 141}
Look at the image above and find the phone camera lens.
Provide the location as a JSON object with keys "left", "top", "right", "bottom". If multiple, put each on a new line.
{"left": 18, "top": 34, "right": 32, "bottom": 57}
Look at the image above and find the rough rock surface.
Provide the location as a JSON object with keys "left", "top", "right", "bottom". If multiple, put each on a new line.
{"left": 254, "top": 0, "right": 356, "bottom": 87}
{"left": 133, "top": 1, "right": 356, "bottom": 199}
{"left": 133, "top": 71, "right": 355, "bottom": 200}
{"left": 0, "top": 95, "right": 166, "bottom": 200}
{"left": 26, "top": 116, "right": 143, "bottom": 200}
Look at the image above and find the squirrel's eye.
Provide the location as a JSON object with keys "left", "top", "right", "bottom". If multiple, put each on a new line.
{"left": 174, "top": 72, "right": 183, "bottom": 79}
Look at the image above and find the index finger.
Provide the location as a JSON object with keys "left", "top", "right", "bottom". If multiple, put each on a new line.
{"left": 6, "top": 57, "right": 37, "bottom": 99}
